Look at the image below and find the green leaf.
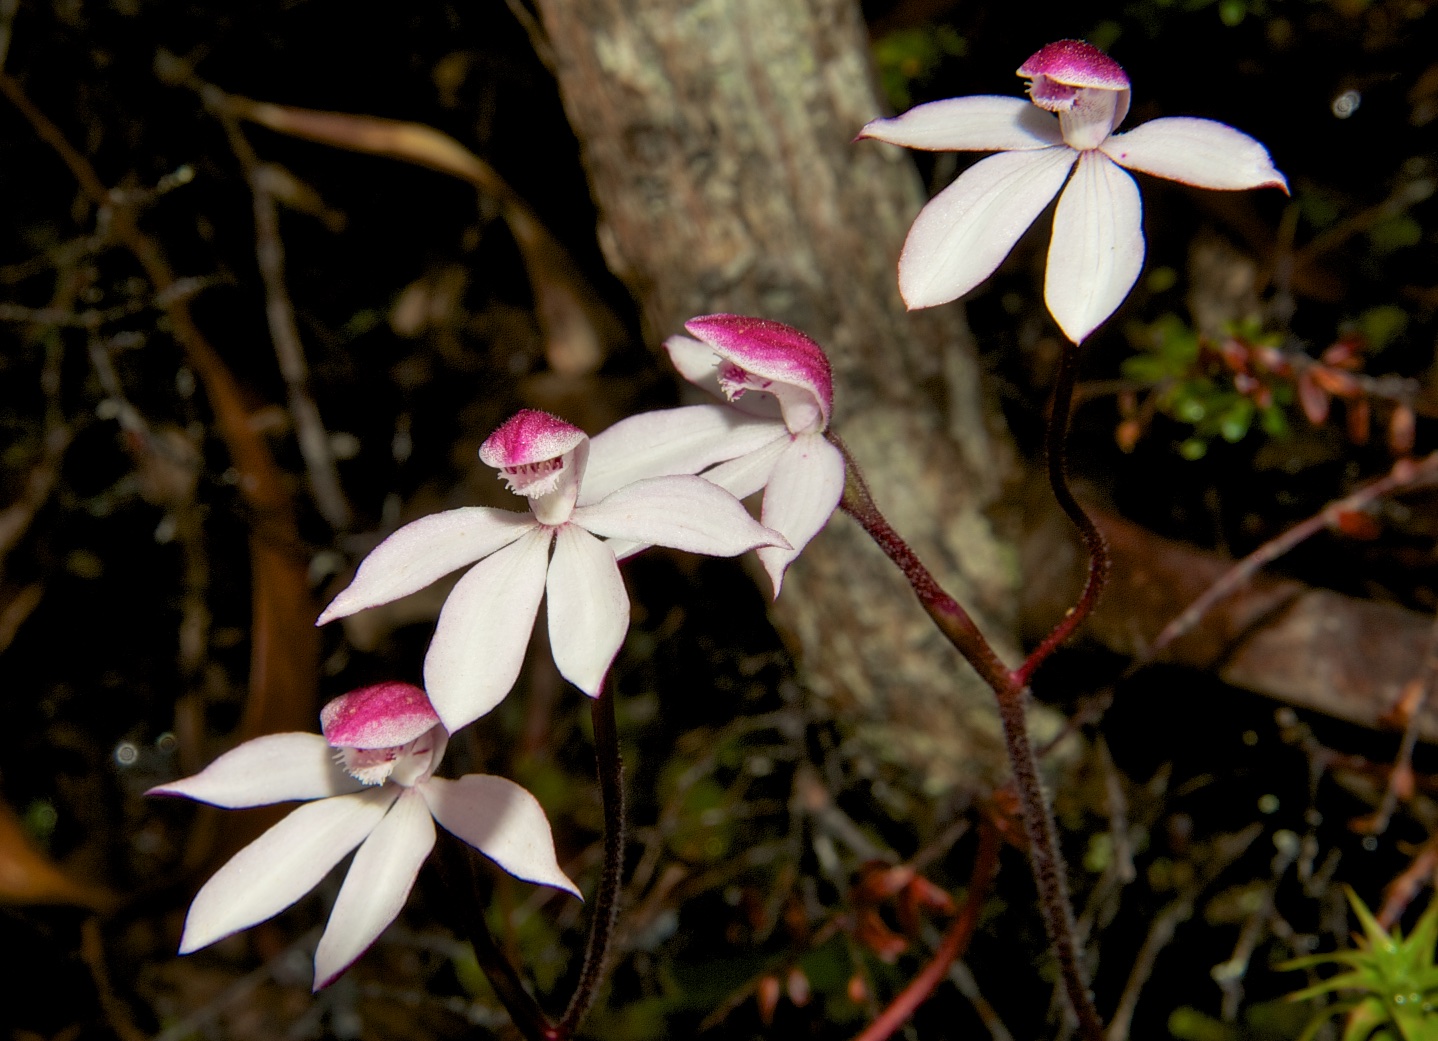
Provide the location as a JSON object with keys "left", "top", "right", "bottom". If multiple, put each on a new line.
{"left": 1342, "top": 996, "right": 1390, "bottom": 1041}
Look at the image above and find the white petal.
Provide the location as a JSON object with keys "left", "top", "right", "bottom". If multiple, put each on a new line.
{"left": 312, "top": 788, "right": 435, "bottom": 990}
{"left": 859, "top": 96, "right": 1063, "bottom": 151}
{"left": 702, "top": 435, "right": 789, "bottom": 500}
{"left": 573, "top": 475, "right": 789, "bottom": 557}
{"left": 1044, "top": 152, "right": 1144, "bottom": 344}
{"left": 318, "top": 509, "right": 537, "bottom": 624}
{"left": 178, "top": 787, "right": 397, "bottom": 955}
{"left": 663, "top": 335, "right": 785, "bottom": 423}
{"left": 1100, "top": 117, "right": 1288, "bottom": 192}
{"left": 149, "top": 733, "right": 360, "bottom": 807}
{"left": 422, "top": 775, "right": 580, "bottom": 897}
{"left": 755, "top": 435, "right": 846, "bottom": 597}
{"left": 899, "top": 147, "right": 1077, "bottom": 310}
{"left": 423, "top": 527, "right": 553, "bottom": 732}
{"left": 546, "top": 525, "right": 628, "bottom": 697}
{"left": 663, "top": 334, "right": 722, "bottom": 389}
{"left": 580, "top": 406, "right": 787, "bottom": 506}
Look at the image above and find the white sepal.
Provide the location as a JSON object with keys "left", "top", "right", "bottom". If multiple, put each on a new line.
{"left": 546, "top": 525, "right": 629, "bottom": 698}
{"left": 422, "top": 775, "right": 581, "bottom": 897}
{"left": 899, "top": 147, "right": 1077, "bottom": 310}
{"left": 423, "top": 527, "right": 553, "bottom": 732}
{"left": 177, "top": 787, "right": 397, "bottom": 955}
{"left": 148, "top": 733, "right": 359, "bottom": 807}
{"left": 318, "top": 509, "right": 537, "bottom": 624}
{"left": 312, "top": 789, "right": 435, "bottom": 990}
{"left": 1044, "top": 152, "right": 1144, "bottom": 344}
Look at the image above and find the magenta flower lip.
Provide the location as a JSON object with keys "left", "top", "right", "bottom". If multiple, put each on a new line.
{"left": 320, "top": 681, "right": 440, "bottom": 749}
{"left": 479, "top": 409, "right": 587, "bottom": 469}
{"left": 684, "top": 313, "right": 834, "bottom": 429}
{"left": 1017, "top": 40, "right": 1129, "bottom": 90}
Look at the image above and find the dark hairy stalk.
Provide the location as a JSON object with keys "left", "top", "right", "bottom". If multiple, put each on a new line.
{"left": 831, "top": 400, "right": 1107, "bottom": 1039}
{"left": 560, "top": 686, "right": 627, "bottom": 1033}
{"left": 1013, "top": 342, "right": 1111, "bottom": 688}
{"left": 994, "top": 692, "right": 1104, "bottom": 1041}
{"left": 831, "top": 432, "right": 1012, "bottom": 696}
{"left": 1012, "top": 342, "right": 1110, "bottom": 690}
{"left": 434, "top": 833, "right": 560, "bottom": 1041}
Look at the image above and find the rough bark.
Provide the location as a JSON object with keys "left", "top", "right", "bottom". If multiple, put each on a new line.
{"left": 531, "top": 0, "right": 1030, "bottom": 791}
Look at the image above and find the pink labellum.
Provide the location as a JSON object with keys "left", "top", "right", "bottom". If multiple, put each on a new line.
{"left": 684, "top": 314, "right": 834, "bottom": 431}
{"left": 479, "top": 409, "right": 586, "bottom": 471}
{"left": 320, "top": 682, "right": 441, "bottom": 749}
{"left": 1018, "top": 40, "right": 1129, "bottom": 91}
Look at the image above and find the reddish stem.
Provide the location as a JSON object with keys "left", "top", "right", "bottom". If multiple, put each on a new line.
{"left": 831, "top": 433, "right": 1013, "bottom": 696}
{"left": 849, "top": 823, "right": 1001, "bottom": 1041}
{"left": 831, "top": 426, "right": 1106, "bottom": 1040}
{"left": 1013, "top": 342, "right": 1110, "bottom": 688}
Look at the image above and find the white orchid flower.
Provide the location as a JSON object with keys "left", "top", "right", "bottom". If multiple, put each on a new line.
{"left": 318, "top": 410, "right": 787, "bottom": 732}
{"left": 149, "top": 682, "right": 577, "bottom": 990}
{"left": 859, "top": 39, "right": 1288, "bottom": 343}
{"left": 583, "top": 314, "right": 846, "bottom": 597}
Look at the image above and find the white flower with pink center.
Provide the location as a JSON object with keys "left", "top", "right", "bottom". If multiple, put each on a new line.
{"left": 583, "top": 314, "right": 845, "bottom": 596}
{"left": 149, "top": 682, "right": 576, "bottom": 990}
{"left": 859, "top": 39, "right": 1288, "bottom": 343}
{"left": 318, "top": 410, "right": 787, "bottom": 732}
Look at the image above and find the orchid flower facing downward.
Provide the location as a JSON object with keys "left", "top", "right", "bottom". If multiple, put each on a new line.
{"left": 859, "top": 39, "right": 1288, "bottom": 343}
{"left": 319, "top": 410, "right": 787, "bottom": 732}
{"left": 582, "top": 315, "right": 846, "bottom": 598}
{"left": 149, "top": 682, "right": 577, "bottom": 990}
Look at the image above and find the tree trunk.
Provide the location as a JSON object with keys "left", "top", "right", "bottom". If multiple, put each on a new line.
{"left": 533, "top": 0, "right": 1037, "bottom": 791}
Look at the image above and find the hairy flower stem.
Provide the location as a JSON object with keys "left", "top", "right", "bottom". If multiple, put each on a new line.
{"left": 435, "top": 833, "right": 560, "bottom": 1041}
{"left": 559, "top": 686, "right": 627, "bottom": 1033}
{"left": 1013, "top": 342, "right": 1111, "bottom": 688}
{"left": 831, "top": 400, "right": 1107, "bottom": 1039}
{"left": 830, "top": 433, "right": 1012, "bottom": 696}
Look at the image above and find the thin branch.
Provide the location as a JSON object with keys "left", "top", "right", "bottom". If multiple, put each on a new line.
{"left": 503, "top": 0, "right": 558, "bottom": 73}
{"left": 849, "top": 823, "right": 1000, "bottom": 1041}
{"left": 434, "top": 832, "right": 559, "bottom": 1041}
{"left": 220, "top": 116, "right": 352, "bottom": 530}
{"left": 948, "top": 960, "right": 1015, "bottom": 1041}
{"left": 1146, "top": 452, "right": 1438, "bottom": 661}
{"left": 149, "top": 928, "right": 323, "bottom": 1041}
{"left": 1103, "top": 825, "right": 1261, "bottom": 1041}
{"left": 0, "top": 0, "right": 17, "bottom": 74}
{"left": 80, "top": 918, "right": 149, "bottom": 1041}
{"left": 1366, "top": 603, "right": 1438, "bottom": 838}
{"left": 0, "top": 71, "right": 299, "bottom": 536}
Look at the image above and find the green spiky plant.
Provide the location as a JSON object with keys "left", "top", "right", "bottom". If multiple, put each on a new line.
{"left": 1280, "top": 888, "right": 1438, "bottom": 1041}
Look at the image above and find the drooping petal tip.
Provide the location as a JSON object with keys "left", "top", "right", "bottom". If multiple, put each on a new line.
{"left": 1099, "top": 117, "right": 1288, "bottom": 194}
{"left": 320, "top": 682, "right": 441, "bottom": 749}
{"left": 684, "top": 314, "right": 834, "bottom": 430}
{"left": 1017, "top": 40, "right": 1128, "bottom": 91}
{"left": 478, "top": 409, "right": 587, "bottom": 470}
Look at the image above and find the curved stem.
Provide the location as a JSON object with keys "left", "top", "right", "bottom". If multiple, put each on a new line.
{"left": 830, "top": 432, "right": 1013, "bottom": 695}
{"left": 831, "top": 411, "right": 1106, "bottom": 1039}
{"left": 1013, "top": 342, "right": 1111, "bottom": 688}
{"left": 435, "top": 832, "right": 560, "bottom": 1041}
{"left": 850, "top": 822, "right": 1001, "bottom": 1041}
{"left": 560, "top": 685, "right": 627, "bottom": 1033}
